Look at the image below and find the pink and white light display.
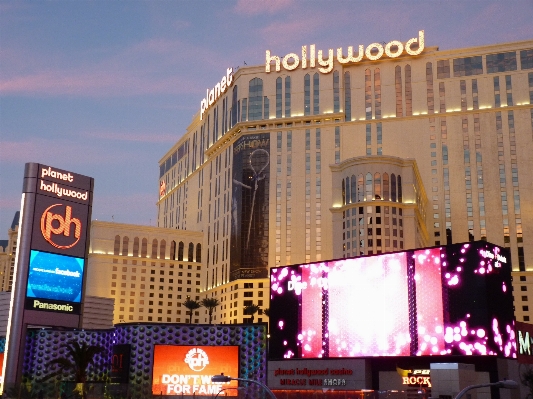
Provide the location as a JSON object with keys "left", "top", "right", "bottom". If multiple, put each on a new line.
{"left": 269, "top": 242, "right": 516, "bottom": 360}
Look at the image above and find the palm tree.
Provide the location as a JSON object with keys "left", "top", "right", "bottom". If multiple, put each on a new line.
{"left": 41, "top": 340, "right": 104, "bottom": 399}
{"left": 520, "top": 365, "right": 533, "bottom": 399}
{"left": 263, "top": 308, "right": 270, "bottom": 317}
{"left": 201, "top": 297, "right": 220, "bottom": 324}
{"left": 183, "top": 297, "right": 201, "bottom": 324}
{"left": 244, "top": 303, "right": 261, "bottom": 323}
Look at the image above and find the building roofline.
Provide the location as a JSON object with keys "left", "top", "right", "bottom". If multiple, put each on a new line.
{"left": 91, "top": 220, "right": 203, "bottom": 237}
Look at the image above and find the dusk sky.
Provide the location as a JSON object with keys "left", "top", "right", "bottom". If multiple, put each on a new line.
{"left": 1, "top": 0, "right": 532, "bottom": 234}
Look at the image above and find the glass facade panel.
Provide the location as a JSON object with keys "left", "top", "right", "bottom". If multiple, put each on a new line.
{"left": 365, "top": 69, "right": 372, "bottom": 120}
{"left": 486, "top": 52, "right": 517, "bottom": 73}
{"left": 304, "top": 74, "right": 310, "bottom": 116}
{"left": 285, "top": 76, "right": 291, "bottom": 117}
{"left": 395, "top": 66, "right": 402, "bottom": 117}
{"left": 453, "top": 56, "right": 483, "bottom": 77}
{"left": 333, "top": 70, "right": 340, "bottom": 113}
{"left": 374, "top": 68, "right": 381, "bottom": 119}
{"left": 344, "top": 71, "right": 351, "bottom": 121}
{"left": 520, "top": 49, "right": 533, "bottom": 70}
{"left": 437, "top": 59, "right": 450, "bottom": 79}
{"left": 276, "top": 77, "right": 282, "bottom": 118}
{"left": 313, "top": 73, "right": 320, "bottom": 115}
{"left": 405, "top": 65, "right": 412, "bottom": 116}
{"left": 248, "top": 78, "right": 263, "bottom": 121}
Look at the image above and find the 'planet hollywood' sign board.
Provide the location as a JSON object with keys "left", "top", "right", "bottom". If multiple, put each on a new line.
{"left": 3, "top": 163, "right": 94, "bottom": 389}
{"left": 25, "top": 165, "right": 93, "bottom": 314}
{"left": 266, "top": 30, "right": 425, "bottom": 74}
{"left": 200, "top": 68, "right": 234, "bottom": 121}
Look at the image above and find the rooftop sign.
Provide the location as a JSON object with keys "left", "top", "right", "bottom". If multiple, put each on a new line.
{"left": 200, "top": 68, "right": 234, "bottom": 121}
{"left": 266, "top": 30, "right": 425, "bottom": 74}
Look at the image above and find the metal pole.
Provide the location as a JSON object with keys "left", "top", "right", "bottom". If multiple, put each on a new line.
{"left": 231, "top": 378, "right": 277, "bottom": 399}
{"left": 454, "top": 380, "right": 518, "bottom": 399}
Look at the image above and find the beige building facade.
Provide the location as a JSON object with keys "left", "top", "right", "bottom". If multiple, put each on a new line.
{"left": 157, "top": 35, "right": 533, "bottom": 325}
{"left": 87, "top": 221, "right": 205, "bottom": 324}
{"left": 0, "top": 212, "right": 19, "bottom": 293}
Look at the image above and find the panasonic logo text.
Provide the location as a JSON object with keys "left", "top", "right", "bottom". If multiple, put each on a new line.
{"left": 33, "top": 300, "right": 74, "bottom": 312}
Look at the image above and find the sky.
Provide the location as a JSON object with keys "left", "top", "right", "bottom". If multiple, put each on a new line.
{"left": 1, "top": 0, "right": 532, "bottom": 234}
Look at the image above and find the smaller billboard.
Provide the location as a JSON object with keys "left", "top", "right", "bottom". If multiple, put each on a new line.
{"left": 24, "top": 250, "right": 84, "bottom": 314}
{"left": 517, "top": 321, "right": 533, "bottom": 364}
{"left": 30, "top": 196, "right": 90, "bottom": 258}
{"left": 152, "top": 345, "right": 239, "bottom": 396}
{"left": 111, "top": 344, "right": 131, "bottom": 383}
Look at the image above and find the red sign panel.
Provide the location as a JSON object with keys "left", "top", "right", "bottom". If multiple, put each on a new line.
{"left": 152, "top": 345, "right": 239, "bottom": 396}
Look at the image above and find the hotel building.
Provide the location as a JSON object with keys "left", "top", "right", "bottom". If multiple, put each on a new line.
{"left": 157, "top": 33, "right": 533, "bottom": 325}
{"left": 86, "top": 221, "right": 204, "bottom": 324}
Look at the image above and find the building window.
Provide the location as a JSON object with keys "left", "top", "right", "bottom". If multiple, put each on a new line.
{"left": 248, "top": 78, "right": 263, "bottom": 121}
{"left": 333, "top": 70, "right": 340, "bottom": 113}
{"left": 520, "top": 49, "right": 533, "bottom": 69}
{"left": 486, "top": 52, "right": 517, "bottom": 73}
{"left": 276, "top": 77, "right": 282, "bottom": 118}
{"left": 114, "top": 235, "right": 120, "bottom": 256}
{"left": 453, "top": 56, "right": 483, "bottom": 77}
{"left": 437, "top": 59, "right": 450, "bottom": 79}
{"left": 285, "top": 76, "right": 291, "bottom": 117}
{"left": 344, "top": 71, "right": 351, "bottom": 121}
{"left": 304, "top": 74, "right": 311, "bottom": 116}
{"left": 395, "top": 65, "right": 402, "bottom": 116}
{"left": 365, "top": 69, "right": 372, "bottom": 119}
{"left": 313, "top": 73, "right": 320, "bottom": 115}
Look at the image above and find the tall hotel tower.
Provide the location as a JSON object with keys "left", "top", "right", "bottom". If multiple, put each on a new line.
{"left": 157, "top": 32, "right": 533, "bottom": 324}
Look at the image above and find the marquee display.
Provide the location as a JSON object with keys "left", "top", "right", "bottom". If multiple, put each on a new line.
{"left": 270, "top": 241, "right": 515, "bottom": 360}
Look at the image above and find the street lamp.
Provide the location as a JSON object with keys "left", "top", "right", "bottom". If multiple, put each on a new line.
{"left": 212, "top": 374, "right": 277, "bottom": 399}
{"left": 454, "top": 380, "right": 519, "bottom": 399}
{"left": 214, "top": 387, "right": 245, "bottom": 399}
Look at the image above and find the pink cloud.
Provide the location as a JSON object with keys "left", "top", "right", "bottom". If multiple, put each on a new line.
{"left": 0, "top": 196, "right": 23, "bottom": 210}
{"left": 80, "top": 130, "right": 179, "bottom": 143}
{"left": 0, "top": 36, "right": 226, "bottom": 97}
{"left": 0, "top": 138, "right": 146, "bottom": 165}
{"left": 91, "top": 192, "right": 158, "bottom": 225}
{"left": 234, "top": 0, "right": 293, "bottom": 15}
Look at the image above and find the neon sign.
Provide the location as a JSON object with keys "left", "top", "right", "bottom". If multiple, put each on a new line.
{"left": 41, "top": 166, "right": 74, "bottom": 182}
{"left": 152, "top": 345, "right": 239, "bottom": 396}
{"left": 40, "top": 204, "right": 82, "bottom": 249}
{"left": 200, "top": 68, "right": 234, "bottom": 120}
{"left": 266, "top": 30, "right": 424, "bottom": 74}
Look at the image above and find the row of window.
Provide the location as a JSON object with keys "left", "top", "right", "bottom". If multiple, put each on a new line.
{"left": 436, "top": 49, "right": 533, "bottom": 79}
{"left": 113, "top": 236, "right": 201, "bottom": 262}
{"left": 342, "top": 173, "right": 403, "bottom": 205}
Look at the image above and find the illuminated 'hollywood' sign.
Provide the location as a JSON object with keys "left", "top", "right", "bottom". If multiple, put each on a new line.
{"left": 266, "top": 30, "right": 425, "bottom": 74}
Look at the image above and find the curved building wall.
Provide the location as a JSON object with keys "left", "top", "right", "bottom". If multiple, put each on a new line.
{"left": 330, "top": 155, "right": 428, "bottom": 258}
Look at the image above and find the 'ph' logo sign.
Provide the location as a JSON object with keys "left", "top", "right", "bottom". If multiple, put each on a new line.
{"left": 40, "top": 204, "right": 82, "bottom": 249}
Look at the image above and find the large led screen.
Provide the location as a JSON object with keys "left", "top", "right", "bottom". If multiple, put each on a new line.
{"left": 26, "top": 250, "right": 84, "bottom": 303}
{"left": 152, "top": 345, "right": 239, "bottom": 396}
{"left": 270, "top": 242, "right": 516, "bottom": 359}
